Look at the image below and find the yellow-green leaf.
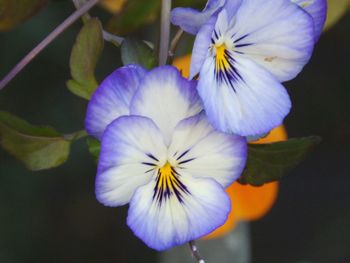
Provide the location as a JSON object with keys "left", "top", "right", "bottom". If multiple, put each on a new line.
{"left": 67, "top": 18, "right": 104, "bottom": 100}
{"left": 238, "top": 136, "right": 322, "bottom": 186}
{"left": 0, "top": 111, "right": 85, "bottom": 171}
{"left": 0, "top": 0, "right": 47, "bottom": 31}
{"left": 324, "top": 0, "right": 350, "bottom": 31}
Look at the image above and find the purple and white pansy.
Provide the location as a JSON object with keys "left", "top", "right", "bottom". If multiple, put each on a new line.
{"left": 85, "top": 65, "right": 247, "bottom": 251}
{"left": 188, "top": 0, "right": 326, "bottom": 136}
{"left": 86, "top": 0, "right": 326, "bottom": 252}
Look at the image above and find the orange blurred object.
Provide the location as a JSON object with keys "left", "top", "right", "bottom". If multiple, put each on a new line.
{"left": 100, "top": 0, "right": 127, "bottom": 14}
{"left": 173, "top": 54, "right": 289, "bottom": 240}
{"left": 250, "top": 125, "right": 288, "bottom": 144}
{"left": 172, "top": 54, "right": 191, "bottom": 78}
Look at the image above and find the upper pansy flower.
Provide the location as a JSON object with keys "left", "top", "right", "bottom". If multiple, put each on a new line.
{"left": 190, "top": 0, "right": 315, "bottom": 136}
{"left": 292, "top": 0, "right": 327, "bottom": 42}
{"left": 85, "top": 65, "right": 247, "bottom": 251}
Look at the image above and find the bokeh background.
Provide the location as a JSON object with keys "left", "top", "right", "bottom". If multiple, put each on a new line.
{"left": 0, "top": 0, "right": 350, "bottom": 262}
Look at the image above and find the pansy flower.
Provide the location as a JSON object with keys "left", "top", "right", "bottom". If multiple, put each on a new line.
{"left": 85, "top": 65, "right": 247, "bottom": 250}
{"left": 190, "top": 0, "right": 316, "bottom": 136}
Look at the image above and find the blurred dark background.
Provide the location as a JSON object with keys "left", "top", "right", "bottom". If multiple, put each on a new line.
{"left": 0, "top": 1, "right": 350, "bottom": 262}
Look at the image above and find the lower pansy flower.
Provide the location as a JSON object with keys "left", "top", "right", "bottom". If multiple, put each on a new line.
{"left": 86, "top": 65, "right": 247, "bottom": 250}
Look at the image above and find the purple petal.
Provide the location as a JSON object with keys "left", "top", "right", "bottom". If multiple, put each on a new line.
{"left": 85, "top": 65, "right": 147, "bottom": 139}
{"left": 292, "top": 0, "right": 327, "bottom": 42}
{"left": 190, "top": 15, "right": 217, "bottom": 79}
{"left": 171, "top": 0, "right": 225, "bottom": 35}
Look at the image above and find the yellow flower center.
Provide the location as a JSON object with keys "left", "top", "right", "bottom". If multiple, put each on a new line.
{"left": 215, "top": 44, "right": 231, "bottom": 72}
{"left": 157, "top": 162, "right": 174, "bottom": 191}
{"left": 153, "top": 162, "right": 189, "bottom": 204}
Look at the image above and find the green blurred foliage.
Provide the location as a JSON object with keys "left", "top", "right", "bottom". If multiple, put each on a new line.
{"left": 173, "top": 0, "right": 205, "bottom": 8}
{"left": 0, "top": 0, "right": 47, "bottom": 31}
{"left": 106, "top": 0, "right": 160, "bottom": 35}
{"left": 86, "top": 137, "right": 100, "bottom": 161}
{"left": 239, "top": 137, "right": 321, "bottom": 186}
{"left": 121, "top": 37, "right": 157, "bottom": 69}
{"left": 0, "top": 111, "right": 85, "bottom": 171}
{"left": 67, "top": 18, "right": 104, "bottom": 100}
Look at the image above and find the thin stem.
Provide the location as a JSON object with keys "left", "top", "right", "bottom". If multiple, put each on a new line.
{"left": 102, "top": 31, "right": 124, "bottom": 47}
{"left": 188, "top": 241, "right": 205, "bottom": 263}
{"left": 0, "top": 0, "right": 100, "bottom": 91}
{"left": 158, "top": 0, "right": 172, "bottom": 66}
{"left": 72, "top": 0, "right": 123, "bottom": 46}
{"left": 64, "top": 130, "right": 88, "bottom": 141}
{"left": 169, "top": 28, "right": 184, "bottom": 58}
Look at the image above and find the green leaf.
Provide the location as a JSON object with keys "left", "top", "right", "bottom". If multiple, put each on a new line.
{"left": 0, "top": 111, "right": 85, "bottom": 171}
{"left": 67, "top": 18, "right": 104, "bottom": 100}
{"left": 106, "top": 0, "right": 160, "bottom": 34}
{"left": 0, "top": 0, "right": 47, "bottom": 31}
{"left": 66, "top": 80, "right": 92, "bottom": 101}
{"left": 238, "top": 136, "right": 322, "bottom": 186}
{"left": 86, "top": 137, "right": 100, "bottom": 161}
{"left": 324, "top": 0, "right": 350, "bottom": 31}
{"left": 121, "top": 37, "right": 157, "bottom": 69}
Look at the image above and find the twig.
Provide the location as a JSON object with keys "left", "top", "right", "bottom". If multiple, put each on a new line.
{"left": 158, "top": 0, "right": 172, "bottom": 66}
{"left": 188, "top": 241, "right": 205, "bottom": 263}
{"left": 169, "top": 28, "right": 184, "bottom": 58}
{"left": 72, "top": 0, "right": 91, "bottom": 22}
{"left": 0, "top": 0, "right": 100, "bottom": 90}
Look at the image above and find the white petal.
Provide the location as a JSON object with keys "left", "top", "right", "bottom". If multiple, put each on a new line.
{"left": 130, "top": 66, "right": 202, "bottom": 145}
{"left": 229, "top": 0, "right": 314, "bottom": 81}
{"left": 168, "top": 113, "right": 247, "bottom": 188}
{"left": 96, "top": 116, "right": 167, "bottom": 206}
{"left": 197, "top": 55, "right": 291, "bottom": 136}
{"left": 127, "top": 173, "right": 230, "bottom": 251}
